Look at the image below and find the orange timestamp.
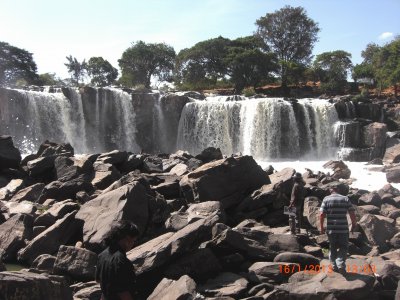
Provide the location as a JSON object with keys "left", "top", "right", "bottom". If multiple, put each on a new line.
{"left": 278, "top": 264, "right": 376, "bottom": 275}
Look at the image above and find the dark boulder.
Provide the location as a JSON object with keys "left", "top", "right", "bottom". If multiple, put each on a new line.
{"left": 0, "top": 135, "right": 21, "bottom": 170}
{"left": 180, "top": 156, "right": 270, "bottom": 209}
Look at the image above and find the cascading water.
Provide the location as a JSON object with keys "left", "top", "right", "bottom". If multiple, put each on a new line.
{"left": 0, "top": 88, "right": 87, "bottom": 154}
{"left": 177, "top": 96, "right": 339, "bottom": 160}
{"left": 0, "top": 87, "right": 140, "bottom": 154}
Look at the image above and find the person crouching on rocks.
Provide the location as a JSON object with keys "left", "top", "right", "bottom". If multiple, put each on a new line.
{"left": 319, "top": 186, "right": 357, "bottom": 274}
{"left": 96, "top": 220, "right": 139, "bottom": 300}
{"left": 289, "top": 172, "right": 306, "bottom": 234}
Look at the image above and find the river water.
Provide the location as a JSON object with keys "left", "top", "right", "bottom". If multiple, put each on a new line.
{"left": 257, "top": 160, "right": 398, "bottom": 192}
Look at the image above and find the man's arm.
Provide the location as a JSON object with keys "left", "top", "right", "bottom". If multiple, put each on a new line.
{"left": 349, "top": 210, "right": 357, "bottom": 232}
{"left": 320, "top": 212, "right": 326, "bottom": 234}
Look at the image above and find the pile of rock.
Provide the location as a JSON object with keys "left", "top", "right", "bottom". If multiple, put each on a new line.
{"left": 1, "top": 136, "right": 400, "bottom": 299}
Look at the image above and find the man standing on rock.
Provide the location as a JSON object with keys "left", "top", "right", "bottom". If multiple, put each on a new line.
{"left": 96, "top": 220, "right": 139, "bottom": 300}
{"left": 289, "top": 172, "right": 306, "bottom": 234}
{"left": 319, "top": 186, "right": 357, "bottom": 274}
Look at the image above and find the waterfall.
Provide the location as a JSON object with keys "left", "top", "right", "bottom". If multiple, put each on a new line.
{"left": 0, "top": 88, "right": 87, "bottom": 154}
{"left": 0, "top": 87, "right": 139, "bottom": 154}
{"left": 177, "top": 97, "right": 339, "bottom": 160}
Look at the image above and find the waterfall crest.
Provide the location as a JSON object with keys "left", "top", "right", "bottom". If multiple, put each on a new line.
{"left": 177, "top": 97, "right": 339, "bottom": 160}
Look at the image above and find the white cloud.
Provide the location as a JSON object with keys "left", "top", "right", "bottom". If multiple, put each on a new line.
{"left": 379, "top": 32, "right": 394, "bottom": 40}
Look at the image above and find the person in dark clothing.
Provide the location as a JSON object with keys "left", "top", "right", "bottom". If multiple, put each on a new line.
{"left": 289, "top": 172, "right": 305, "bottom": 234}
{"left": 96, "top": 220, "right": 139, "bottom": 300}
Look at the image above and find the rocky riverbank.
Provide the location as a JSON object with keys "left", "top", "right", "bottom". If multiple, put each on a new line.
{"left": 1, "top": 136, "right": 400, "bottom": 299}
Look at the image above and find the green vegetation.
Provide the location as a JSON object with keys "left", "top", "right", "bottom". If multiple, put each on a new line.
{"left": 256, "top": 5, "right": 320, "bottom": 88}
{"left": 0, "top": 6, "right": 398, "bottom": 96}
{"left": 87, "top": 57, "right": 118, "bottom": 87}
{"left": 0, "top": 41, "right": 38, "bottom": 86}
{"left": 314, "top": 50, "right": 353, "bottom": 94}
{"left": 64, "top": 55, "right": 87, "bottom": 86}
{"left": 118, "top": 41, "right": 176, "bottom": 88}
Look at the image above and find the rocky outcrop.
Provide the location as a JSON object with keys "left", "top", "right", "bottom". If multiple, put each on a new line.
{"left": 180, "top": 156, "right": 270, "bottom": 208}
{"left": 75, "top": 181, "right": 150, "bottom": 252}
{"left": 0, "top": 213, "right": 33, "bottom": 261}
{"left": 147, "top": 275, "right": 197, "bottom": 300}
{"left": 0, "top": 270, "right": 72, "bottom": 300}
{"left": 0, "top": 135, "right": 21, "bottom": 169}
{"left": 53, "top": 246, "right": 97, "bottom": 282}
{"left": 18, "top": 211, "right": 82, "bottom": 264}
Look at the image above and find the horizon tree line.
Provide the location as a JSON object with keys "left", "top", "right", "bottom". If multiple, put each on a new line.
{"left": 0, "top": 6, "right": 399, "bottom": 96}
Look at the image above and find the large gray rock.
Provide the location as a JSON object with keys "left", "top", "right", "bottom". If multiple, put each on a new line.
{"left": 53, "top": 245, "right": 97, "bottom": 282}
{"left": 0, "top": 270, "right": 72, "bottom": 300}
{"left": 31, "top": 254, "right": 56, "bottom": 273}
{"left": 358, "top": 214, "right": 397, "bottom": 247}
{"left": 0, "top": 135, "right": 21, "bottom": 169}
{"left": 180, "top": 156, "right": 270, "bottom": 209}
{"left": 0, "top": 213, "right": 33, "bottom": 261}
{"left": 147, "top": 275, "right": 197, "bottom": 300}
{"left": 363, "top": 122, "right": 387, "bottom": 160}
{"left": 127, "top": 214, "right": 219, "bottom": 274}
{"left": 18, "top": 211, "right": 82, "bottom": 264}
{"left": 248, "top": 261, "right": 300, "bottom": 284}
{"left": 71, "top": 281, "right": 102, "bottom": 300}
{"left": 4, "top": 200, "right": 36, "bottom": 216}
{"left": 303, "top": 196, "right": 321, "bottom": 228}
{"left": 75, "top": 181, "right": 149, "bottom": 252}
{"left": 270, "top": 271, "right": 375, "bottom": 299}
{"left": 0, "top": 179, "right": 24, "bottom": 200}
{"left": 199, "top": 272, "right": 248, "bottom": 298}
{"left": 9, "top": 183, "right": 45, "bottom": 203}
{"left": 384, "top": 144, "right": 400, "bottom": 164}
{"left": 27, "top": 156, "right": 56, "bottom": 177}
{"left": 38, "top": 177, "right": 94, "bottom": 203}
{"left": 34, "top": 199, "right": 79, "bottom": 227}
{"left": 323, "top": 160, "right": 351, "bottom": 180}
{"left": 164, "top": 248, "right": 222, "bottom": 280}
{"left": 273, "top": 252, "right": 320, "bottom": 269}
{"left": 205, "top": 227, "right": 277, "bottom": 261}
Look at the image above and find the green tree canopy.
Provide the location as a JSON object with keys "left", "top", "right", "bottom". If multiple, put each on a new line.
{"left": 256, "top": 6, "right": 320, "bottom": 87}
{"left": 175, "top": 36, "right": 277, "bottom": 92}
{"left": 373, "top": 37, "right": 400, "bottom": 96}
{"left": 175, "top": 36, "right": 231, "bottom": 90}
{"left": 314, "top": 50, "right": 353, "bottom": 94}
{"left": 224, "top": 36, "right": 278, "bottom": 93}
{"left": 65, "top": 55, "right": 87, "bottom": 86}
{"left": 87, "top": 57, "right": 118, "bottom": 86}
{"left": 38, "top": 72, "right": 63, "bottom": 86}
{"left": 0, "top": 41, "right": 38, "bottom": 86}
{"left": 118, "top": 41, "right": 176, "bottom": 88}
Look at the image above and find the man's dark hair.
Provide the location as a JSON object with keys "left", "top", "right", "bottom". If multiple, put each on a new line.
{"left": 104, "top": 220, "right": 139, "bottom": 247}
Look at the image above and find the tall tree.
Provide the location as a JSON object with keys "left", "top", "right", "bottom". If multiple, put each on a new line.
{"left": 313, "top": 50, "right": 353, "bottom": 94}
{"left": 175, "top": 36, "right": 231, "bottom": 90}
{"left": 374, "top": 37, "right": 400, "bottom": 96}
{"left": 87, "top": 57, "right": 118, "bottom": 86}
{"left": 65, "top": 55, "right": 87, "bottom": 86}
{"left": 256, "top": 6, "right": 320, "bottom": 87}
{"left": 0, "top": 41, "right": 38, "bottom": 86}
{"left": 118, "top": 41, "right": 176, "bottom": 88}
{"left": 224, "top": 36, "right": 278, "bottom": 93}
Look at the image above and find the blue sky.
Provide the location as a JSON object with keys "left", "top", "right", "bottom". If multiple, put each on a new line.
{"left": 0, "top": 0, "right": 399, "bottom": 79}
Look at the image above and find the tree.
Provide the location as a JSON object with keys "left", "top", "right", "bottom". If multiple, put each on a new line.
{"left": 86, "top": 57, "right": 118, "bottom": 86}
{"left": 118, "top": 41, "right": 176, "bottom": 88}
{"left": 174, "top": 36, "right": 231, "bottom": 90}
{"left": 64, "top": 55, "right": 87, "bottom": 86}
{"left": 256, "top": 6, "right": 320, "bottom": 87}
{"left": 313, "top": 50, "right": 353, "bottom": 94}
{"left": 224, "top": 36, "right": 278, "bottom": 93}
{"left": 0, "top": 41, "right": 38, "bottom": 86}
{"left": 38, "top": 72, "right": 63, "bottom": 85}
{"left": 373, "top": 37, "right": 400, "bottom": 96}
